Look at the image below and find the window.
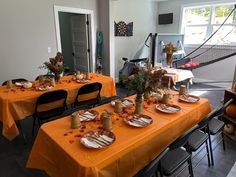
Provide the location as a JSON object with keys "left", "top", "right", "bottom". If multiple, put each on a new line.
{"left": 181, "top": 3, "right": 236, "bottom": 46}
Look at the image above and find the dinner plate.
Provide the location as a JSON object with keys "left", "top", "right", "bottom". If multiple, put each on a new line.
{"left": 76, "top": 79, "right": 90, "bottom": 83}
{"left": 111, "top": 99, "right": 134, "bottom": 108}
{"left": 123, "top": 114, "right": 153, "bottom": 128}
{"left": 156, "top": 104, "right": 181, "bottom": 114}
{"left": 72, "top": 109, "right": 98, "bottom": 122}
{"left": 37, "top": 85, "right": 53, "bottom": 91}
{"left": 179, "top": 94, "right": 200, "bottom": 103}
{"left": 80, "top": 130, "right": 115, "bottom": 149}
{"left": 15, "top": 82, "right": 25, "bottom": 87}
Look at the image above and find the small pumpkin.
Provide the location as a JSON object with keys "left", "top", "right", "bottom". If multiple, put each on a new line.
{"left": 226, "top": 104, "right": 236, "bottom": 119}
{"left": 224, "top": 124, "right": 235, "bottom": 134}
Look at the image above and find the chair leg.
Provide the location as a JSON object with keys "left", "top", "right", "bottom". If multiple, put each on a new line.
{"left": 16, "top": 120, "right": 27, "bottom": 145}
{"left": 205, "top": 141, "right": 211, "bottom": 166}
{"left": 158, "top": 164, "right": 164, "bottom": 177}
{"left": 208, "top": 135, "right": 214, "bottom": 166}
{"left": 32, "top": 116, "right": 36, "bottom": 136}
{"left": 187, "top": 158, "right": 194, "bottom": 177}
{"left": 221, "top": 132, "right": 226, "bottom": 151}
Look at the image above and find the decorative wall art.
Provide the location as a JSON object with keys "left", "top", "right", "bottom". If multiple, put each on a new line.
{"left": 114, "top": 21, "right": 133, "bottom": 37}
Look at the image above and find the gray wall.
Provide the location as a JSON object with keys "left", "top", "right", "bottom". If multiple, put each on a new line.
{"left": 59, "top": 12, "right": 74, "bottom": 71}
{"left": 157, "top": 0, "right": 236, "bottom": 81}
{"left": 97, "top": 0, "right": 111, "bottom": 77}
{"left": 0, "top": 0, "right": 98, "bottom": 83}
{"left": 112, "top": 0, "right": 158, "bottom": 81}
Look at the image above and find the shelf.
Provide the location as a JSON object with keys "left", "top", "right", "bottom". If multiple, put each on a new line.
{"left": 223, "top": 131, "right": 236, "bottom": 141}
{"left": 223, "top": 114, "right": 236, "bottom": 124}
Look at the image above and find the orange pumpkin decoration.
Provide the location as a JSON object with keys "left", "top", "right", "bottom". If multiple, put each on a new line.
{"left": 226, "top": 104, "right": 236, "bottom": 119}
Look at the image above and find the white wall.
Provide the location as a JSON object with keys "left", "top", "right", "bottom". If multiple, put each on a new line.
{"left": 157, "top": 0, "right": 236, "bottom": 81}
{"left": 0, "top": 0, "right": 98, "bottom": 83}
{"left": 112, "top": 0, "right": 158, "bottom": 81}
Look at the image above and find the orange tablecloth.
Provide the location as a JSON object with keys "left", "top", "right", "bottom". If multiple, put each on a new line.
{"left": 27, "top": 94, "right": 211, "bottom": 177}
{"left": 0, "top": 73, "right": 116, "bottom": 140}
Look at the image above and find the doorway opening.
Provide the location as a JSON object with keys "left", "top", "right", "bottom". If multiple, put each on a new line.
{"left": 54, "top": 6, "right": 95, "bottom": 73}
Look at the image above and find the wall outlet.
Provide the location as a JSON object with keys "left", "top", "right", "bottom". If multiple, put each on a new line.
{"left": 47, "top": 47, "right": 51, "bottom": 53}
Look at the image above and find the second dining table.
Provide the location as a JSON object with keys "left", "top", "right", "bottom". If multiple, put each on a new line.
{"left": 27, "top": 92, "right": 211, "bottom": 177}
{"left": 0, "top": 73, "right": 116, "bottom": 140}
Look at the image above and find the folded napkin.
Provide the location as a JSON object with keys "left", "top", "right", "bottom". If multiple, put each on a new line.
{"left": 79, "top": 111, "right": 96, "bottom": 121}
{"left": 82, "top": 138, "right": 102, "bottom": 148}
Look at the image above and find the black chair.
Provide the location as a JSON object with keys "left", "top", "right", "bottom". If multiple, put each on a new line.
{"left": 186, "top": 119, "right": 211, "bottom": 167}
{"left": 187, "top": 98, "right": 234, "bottom": 167}
{"left": 32, "top": 90, "right": 68, "bottom": 135}
{"left": 208, "top": 98, "right": 234, "bottom": 165}
{"left": 159, "top": 125, "right": 198, "bottom": 177}
{"left": 134, "top": 148, "right": 170, "bottom": 177}
{"left": 2, "top": 78, "right": 28, "bottom": 86}
{"left": 35, "top": 74, "right": 54, "bottom": 81}
{"left": 74, "top": 82, "right": 102, "bottom": 107}
{"left": 98, "top": 96, "right": 121, "bottom": 106}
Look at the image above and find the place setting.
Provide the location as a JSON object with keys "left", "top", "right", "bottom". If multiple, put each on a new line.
{"left": 80, "top": 130, "right": 115, "bottom": 149}
{"left": 123, "top": 114, "right": 153, "bottom": 128}
{"left": 76, "top": 72, "right": 91, "bottom": 83}
{"left": 178, "top": 85, "right": 200, "bottom": 103}
{"left": 156, "top": 104, "right": 181, "bottom": 114}
{"left": 111, "top": 99, "right": 134, "bottom": 108}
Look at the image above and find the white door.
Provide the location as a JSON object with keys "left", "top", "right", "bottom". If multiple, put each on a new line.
{"left": 70, "top": 14, "right": 89, "bottom": 72}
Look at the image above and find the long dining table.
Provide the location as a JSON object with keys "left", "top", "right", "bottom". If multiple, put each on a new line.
{"left": 27, "top": 93, "right": 211, "bottom": 177}
{"left": 0, "top": 73, "right": 116, "bottom": 141}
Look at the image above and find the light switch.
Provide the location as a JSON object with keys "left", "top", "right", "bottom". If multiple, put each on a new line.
{"left": 48, "top": 47, "right": 51, "bottom": 53}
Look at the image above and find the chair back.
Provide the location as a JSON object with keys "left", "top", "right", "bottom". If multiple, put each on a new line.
{"left": 76, "top": 82, "right": 102, "bottom": 106}
{"left": 169, "top": 125, "right": 198, "bottom": 150}
{"left": 2, "top": 78, "right": 28, "bottom": 86}
{"left": 35, "top": 90, "right": 67, "bottom": 119}
{"left": 198, "top": 98, "right": 234, "bottom": 130}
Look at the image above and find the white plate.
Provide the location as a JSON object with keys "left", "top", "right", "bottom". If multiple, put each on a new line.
{"left": 156, "top": 104, "right": 181, "bottom": 114}
{"left": 38, "top": 86, "right": 53, "bottom": 91}
{"left": 179, "top": 95, "right": 200, "bottom": 103}
{"left": 77, "top": 80, "right": 89, "bottom": 83}
{"left": 124, "top": 114, "right": 153, "bottom": 128}
{"left": 80, "top": 130, "right": 115, "bottom": 149}
{"left": 111, "top": 99, "right": 134, "bottom": 108}
{"left": 15, "top": 82, "right": 24, "bottom": 87}
{"left": 72, "top": 110, "right": 98, "bottom": 122}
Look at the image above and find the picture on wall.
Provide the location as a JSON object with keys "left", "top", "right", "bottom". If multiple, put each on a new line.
{"left": 114, "top": 21, "right": 133, "bottom": 37}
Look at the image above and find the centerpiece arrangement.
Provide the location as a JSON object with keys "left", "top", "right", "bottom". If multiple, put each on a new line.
{"left": 127, "top": 67, "right": 169, "bottom": 113}
{"left": 42, "top": 52, "right": 64, "bottom": 82}
{"left": 163, "top": 43, "right": 177, "bottom": 67}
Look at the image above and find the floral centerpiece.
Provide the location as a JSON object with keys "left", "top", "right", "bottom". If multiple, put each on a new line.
{"left": 163, "top": 43, "right": 177, "bottom": 67}
{"left": 43, "top": 52, "right": 64, "bottom": 82}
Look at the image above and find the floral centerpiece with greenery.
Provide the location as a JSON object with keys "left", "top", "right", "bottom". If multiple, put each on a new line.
{"left": 42, "top": 52, "right": 64, "bottom": 81}
{"left": 163, "top": 43, "right": 177, "bottom": 67}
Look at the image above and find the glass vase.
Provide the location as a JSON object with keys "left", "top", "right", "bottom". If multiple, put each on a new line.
{"left": 166, "top": 53, "right": 173, "bottom": 67}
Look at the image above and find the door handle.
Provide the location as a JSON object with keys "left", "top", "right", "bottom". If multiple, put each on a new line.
{"left": 72, "top": 52, "right": 75, "bottom": 56}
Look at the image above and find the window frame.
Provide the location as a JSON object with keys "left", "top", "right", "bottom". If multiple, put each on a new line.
{"left": 180, "top": 0, "right": 236, "bottom": 48}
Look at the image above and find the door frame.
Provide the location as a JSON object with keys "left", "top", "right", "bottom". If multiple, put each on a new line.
{"left": 54, "top": 5, "right": 95, "bottom": 72}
